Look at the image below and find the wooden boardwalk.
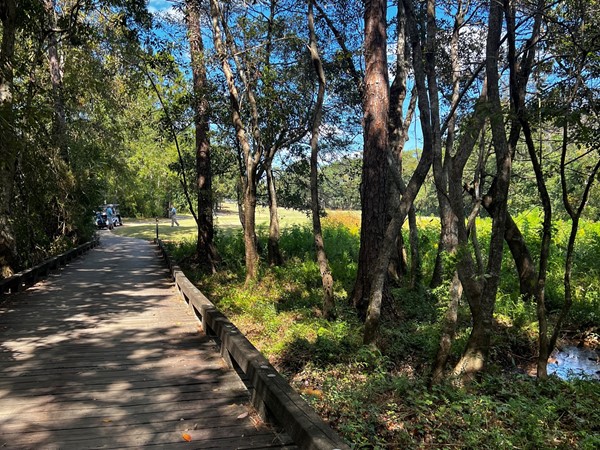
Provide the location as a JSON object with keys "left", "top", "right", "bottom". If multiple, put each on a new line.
{"left": 0, "top": 233, "right": 293, "bottom": 449}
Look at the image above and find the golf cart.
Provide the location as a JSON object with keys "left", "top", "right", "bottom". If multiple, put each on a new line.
{"left": 95, "top": 204, "right": 123, "bottom": 229}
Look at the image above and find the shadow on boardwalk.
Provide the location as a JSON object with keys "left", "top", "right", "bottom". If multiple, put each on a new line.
{"left": 0, "top": 232, "right": 293, "bottom": 449}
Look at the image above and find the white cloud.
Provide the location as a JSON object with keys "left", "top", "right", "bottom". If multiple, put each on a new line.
{"left": 147, "top": 0, "right": 173, "bottom": 14}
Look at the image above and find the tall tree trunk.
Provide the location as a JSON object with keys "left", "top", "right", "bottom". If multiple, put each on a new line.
{"left": 0, "top": 0, "right": 18, "bottom": 278}
{"left": 352, "top": 0, "right": 390, "bottom": 319}
{"left": 429, "top": 0, "right": 467, "bottom": 383}
{"left": 209, "top": 0, "right": 259, "bottom": 281}
{"left": 363, "top": 146, "right": 433, "bottom": 343}
{"left": 308, "top": 0, "right": 335, "bottom": 319}
{"left": 453, "top": 0, "right": 512, "bottom": 378}
{"left": 242, "top": 168, "right": 260, "bottom": 281}
{"left": 521, "top": 118, "right": 552, "bottom": 379}
{"left": 387, "top": 1, "right": 417, "bottom": 286}
{"left": 363, "top": 0, "right": 438, "bottom": 343}
{"left": 243, "top": 174, "right": 259, "bottom": 282}
{"left": 504, "top": 0, "right": 548, "bottom": 377}
{"left": 44, "top": 0, "right": 68, "bottom": 161}
{"left": 266, "top": 162, "right": 283, "bottom": 266}
{"left": 186, "top": 0, "right": 218, "bottom": 273}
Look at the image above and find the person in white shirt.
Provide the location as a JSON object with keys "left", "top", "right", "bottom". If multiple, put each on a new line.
{"left": 169, "top": 205, "right": 179, "bottom": 227}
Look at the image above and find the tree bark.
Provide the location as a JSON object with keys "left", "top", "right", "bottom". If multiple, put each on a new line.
{"left": 209, "top": 0, "right": 259, "bottom": 281}
{"left": 352, "top": 0, "right": 390, "bottom": 319}
{"left": 453, "top": 0, "right": 512, "bottom": 378}
{"left": 429, "top": 0, "right": 495, "bottom": 384}
{"left": 186, "top": 0, "right": 218, "bottom": 274}
{"left": 387, "top": 1, "right": 418, "bottom": 286}
{"left": 477, "top": 189, "right": 537, "bottom": 301}
{"left": 266, "top": 162, "right": 283, "bottom": 266}
{"left": 430, "top": 272, "right": 462, "bottom": 385}
{"left": 44, "top": 0, "right": 68, "bottom": 161}
{"left": 362, "top": 0, "right": 439, "bottom": 343}
{"left": 0, "top": 0, "right": 18, "bottom": 278}
{"left": 503, "top": 0, "right": 548, "bottom": 377}
{"left": 243, "top": 173, "right": 259, "bottom": 282}
{"left": 308, "top": 0, "right": 335, "bottom": 319}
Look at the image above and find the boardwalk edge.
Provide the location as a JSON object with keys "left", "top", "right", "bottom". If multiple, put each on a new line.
{"left": 0, "top": 235, "right": 101, "bottom": 297}
{"left": 154, "top": 238, "right": 351, "bottom": 450}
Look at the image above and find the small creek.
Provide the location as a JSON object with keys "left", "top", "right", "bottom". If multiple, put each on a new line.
{"left": 547, "top": 345, "right": 600, "bottom": 381}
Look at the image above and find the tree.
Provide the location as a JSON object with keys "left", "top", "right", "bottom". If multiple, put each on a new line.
{"left": 185, "top": 0, "right": 218, "bottom": 273}
{"left": 307, "top": 0, "right": 335, "bottom": 319}
{"left": 0, "top": 0, "right": 18, "bottom": 277}
{"left": 208, "top": 0, "right": 314, "bottom": 281}
{"left": 1, "top": 0, "right": 154, "bottom": 277}
{"left": 527, "top": 0, "right": 600, "bottom": 378}
{"left": 353, "top": 0, "right": 390, "bottom": 320}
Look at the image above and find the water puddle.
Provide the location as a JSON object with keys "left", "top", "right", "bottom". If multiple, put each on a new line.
{"left": 548, "top": 345, "right": 600, "bottom": 381}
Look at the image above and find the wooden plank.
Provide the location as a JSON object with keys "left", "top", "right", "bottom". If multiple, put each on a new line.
{"left": 0, "top": 392, "right": 248, "bottom": 420}
{"left": 0, "top": 234, "right": 290, "bottom": 450}
{"left": 0, "top": 423, "right": 290, "bottom": 448}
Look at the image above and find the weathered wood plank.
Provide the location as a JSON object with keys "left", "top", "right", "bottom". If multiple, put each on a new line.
{"left": 0, "top": 389, "right": 249, "bottom": 414}
{"left": 0, "top": 234, "right": 290, "bottom": 450}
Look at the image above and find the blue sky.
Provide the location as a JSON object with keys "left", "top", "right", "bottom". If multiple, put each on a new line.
{"left": 147, "top": 0, "right": 172, "bottom": 14}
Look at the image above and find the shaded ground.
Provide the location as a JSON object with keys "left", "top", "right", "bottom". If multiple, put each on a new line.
{"left": 0, "top": 232, "right": 292, "bottom": 449}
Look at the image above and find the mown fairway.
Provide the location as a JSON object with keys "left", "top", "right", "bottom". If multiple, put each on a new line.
{"left": 112, "top": 203, "right": 312, "bottom": 241}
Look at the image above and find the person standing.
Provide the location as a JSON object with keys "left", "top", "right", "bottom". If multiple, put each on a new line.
{"left": 169, "top": 205, "right": 180, "bottom": 227}
{"left": 106, "top": 205, "right": 114, "bottom": 230}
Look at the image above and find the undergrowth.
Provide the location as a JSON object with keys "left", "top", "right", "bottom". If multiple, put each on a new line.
{"left": 170, "top": 214, "right": 600, "bottom": 449}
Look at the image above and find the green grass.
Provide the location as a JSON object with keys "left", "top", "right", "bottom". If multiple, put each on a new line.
{"left": 213, "top": 202, "right": 311, "bottom": 230}
{"left": 112, "top": 203, "right": 311, "bottom": 240}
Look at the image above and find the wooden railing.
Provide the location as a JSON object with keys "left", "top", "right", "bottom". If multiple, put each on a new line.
{"left": 0, "top": 237, "right": 100, "bottom": 297}
{"left": 155, "top": 239, "right": 350, "bottom": 450}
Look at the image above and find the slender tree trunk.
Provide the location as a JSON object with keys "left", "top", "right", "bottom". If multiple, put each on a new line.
{"left": 387, "top": 1, "right": 416, "bottom": 286}
{"left": 453, "top": 0, "right": 512, "bottom": 378}
{"left": 407, "top": 207, "right": 421, "bottom": 288}
{"left": 429, "top": 0, "right": 474, "bottom": 383}
{"left": 544, "top": 125, "right": 600, "bottom": 376}
{"left": 266, "top": 162, "right": 283, "bottom": 266}
{"left": 209, "top": 0, "right": 259, "bottom": 281}
{"left": 44, "top": 0, "right": 68, "bottom": 161}
{"left": 243, "top": 174, "right": 259, "bottom": 282}
{"left": 352, "top": 0, "right": 390, "bottom": 319}
{"left": 426, "top": 0, "right": 449, "bottom": 293}
{"left": 0, "top": 0, "right": 18, "bottom": 278}
{"left": 186, "top": 0, "right": 218, "bottom": 273}
{"left": 308, "top": 0, "right": 335, "bottom": 319}
{"left": 236, "top": 148, "right": 246, "bottom": 229}
{"left": 430, "top": 272, "right": 462, "bottom": 385}
{"left": 504, "top": 0, "right": 549, "bottom": 377}
{"left": 430, "top": 242, "right": 444, "bottom": 288}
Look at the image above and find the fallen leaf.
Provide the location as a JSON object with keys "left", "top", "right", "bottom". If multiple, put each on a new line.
{"left": 300, "top": 388, "right": 324, "bottom": 398}
{"left": 182, "top": 433, "right": 192, "bottom": 442}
